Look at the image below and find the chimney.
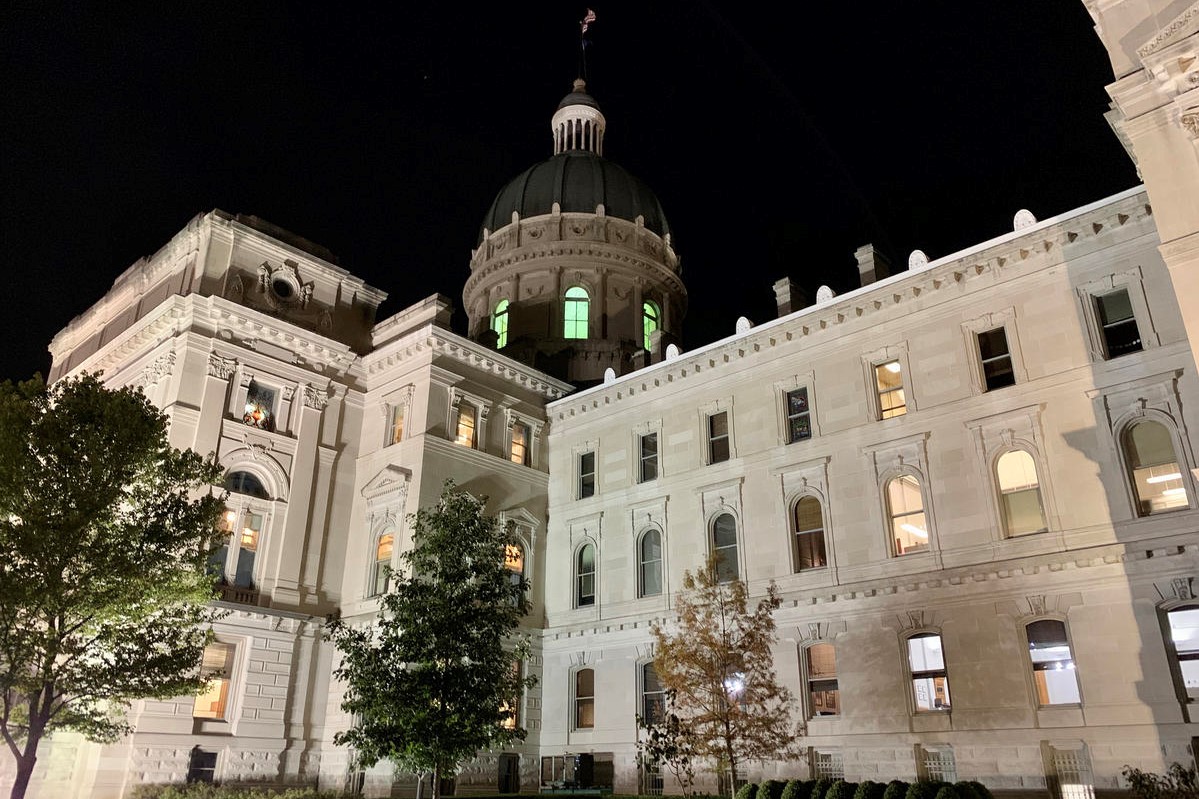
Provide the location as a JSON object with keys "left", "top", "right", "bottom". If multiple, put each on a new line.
{"left": 854, "top": 244, "right": 892, "bottom": 287}
{"left": 772, "top": 277, "right": 809, "bottom": 318}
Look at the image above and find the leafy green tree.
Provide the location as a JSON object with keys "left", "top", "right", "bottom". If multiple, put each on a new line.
{"left": 0, "top": 374, "right": 225, "bottom": 799}
{"left": 651, "top": 553, "right": 799, "bottom": 796}
{"left": 327, "top": 481, "right": 535, "bottom": 799}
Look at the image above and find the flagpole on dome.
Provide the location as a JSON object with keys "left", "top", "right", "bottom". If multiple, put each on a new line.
{"left": 578, "top": 8, "right": 596, "bottom": 80}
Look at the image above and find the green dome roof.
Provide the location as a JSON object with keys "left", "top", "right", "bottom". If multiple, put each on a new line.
{"left": 480, "top": 150, "right": 671, "bottom": 241}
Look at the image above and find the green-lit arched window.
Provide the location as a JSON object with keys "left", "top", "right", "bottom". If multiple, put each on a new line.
{"left": 643, "top": 300, "right": 660, "bottom": 350}
{"left": 564, "top": 286, "right": 589, "bottom": 339}
{"left": 492, "top": 299, "right": 510, "bottom": 348}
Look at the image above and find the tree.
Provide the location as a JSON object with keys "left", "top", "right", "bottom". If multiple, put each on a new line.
{"left": 0, "top": 374, "right": 226, "bottom": 799}
{"left": 327, "top": 480, "right": 535, "bottom": 799}
{"left": 651, "top": 554, "right": 799, "bottom": 795}
{"left": 636, "top": 688, "right": 699, "bottom": 797}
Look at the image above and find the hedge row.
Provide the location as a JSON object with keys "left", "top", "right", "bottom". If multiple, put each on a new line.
{"left": 737, "top": 778, "right": 995, "bottom": 799}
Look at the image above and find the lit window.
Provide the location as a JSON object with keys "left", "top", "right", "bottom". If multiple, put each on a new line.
{"left": 643, "top": 301, "right": 660, "bottom": 351}
{"left": 641, "top": 662, "right": 665, "bottom": 725}
{"left": 978, "top": 327, "right": 1015, "bottom": 391}
{"left": 1166, "top": 605, "right": 1199, "bottom": 704}
{"left": 711, "top": 513, "right": 738, "bottom": 583}
{"left": 209, "top": 505, "right": 264, "bottom": 595}
{"left": 564, "top": 286, "right": 589, "bottom": 339}
{"left": 708, "top": 411, "right": 730, "bottom": 464}
{"left": 786, "top": 387, "right": 812, "bottom": 443}
{"left": 193, "top": 642, "right": 235, "bottom": 719}
{"left": 1027, "top": 619, "right": 1080, "bottom": 705}
{"left": 224, "top": 470, "right": 269, "bottom": 499}
{"left": 638, "top": 529, "right": 663, "bottom": 598}
{"left": 500, "top": 660, "right": 522, "bottom": 730}
{"left": 578, "top": 451, "right": 596, "bottom": 499}
{"left": 455, "top": 402, "right": 477, "bottom": 449}
{"left": 907, "top": 633, "right": 951, "bottom": 712}
{"left": 510, "top": 422, "right": 530, "bottom": 466}
{"left": 996, "top": 450, "right": 1047, "bottom": 535}
{"left": 1096, "top": 289, "right": 1142, "bottom": 359}
{"left": 234, "top": 512, "right": 261, "bottom": 588}
{"left": 493, "top": 299, "right": 510, "bottom": 348}
{"left": 371, "top": 533, "right": 394, "bottom": 597}
{"left": 805, "top": 643, "right": 839, "bottom": 718}
{"left": 574, "top": 668, "right": 595, "bottom": 729}
{"left": 886, "top": 474, "right": 928, "bottom": 556}
{"left": 875, "top": 361, "right": 906, "bottom": 419}
{"left": 576, "top": 543, "right": 595, "bottom": 607}
{"left": 389, "top": 404, "right": 405, "bottom": 445}
{"left": 1124, "top": 420, "right": 1187, "bottom": 515}
{"left": 793, "top": 496, "right": 827, "bottom": 571}
{"left": 505, "top": 543, "right": 525, "bottom": 602}
{"left": 1048, "top": 745, "right": 1096, "bottom": 799}
{"left": 242, "top": 380, "right": 277, "bottom": 431}
{"left": 639, "top": 432, "right": 659, "bottom": 482}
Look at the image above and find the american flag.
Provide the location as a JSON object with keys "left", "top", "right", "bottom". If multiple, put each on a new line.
{"left": 581, "top": 8, "right": 596, "bottom": 35}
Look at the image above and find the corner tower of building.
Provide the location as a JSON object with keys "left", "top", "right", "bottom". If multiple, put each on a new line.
{"left": 464, "top": 79, "right": 687, "bottom": 385}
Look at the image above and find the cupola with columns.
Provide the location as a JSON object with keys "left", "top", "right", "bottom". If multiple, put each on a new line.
{"left": 464, "top": 78, "right": 686, "bottom": 386}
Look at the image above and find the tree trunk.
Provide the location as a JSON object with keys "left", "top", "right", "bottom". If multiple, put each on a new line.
{"left": 415, "top": 771, "right": 425, "bottom": 799}
{"left": 726, "top": 743, "right": 738, "bottom": 798}
{"left": 9, "top": 748, "right": 37, "bottom": 799}
{"left": 433, "top": 763, "right": 441, "bottom": 799}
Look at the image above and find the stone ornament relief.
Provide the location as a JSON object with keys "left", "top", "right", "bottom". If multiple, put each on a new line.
{"left": 303, "top": 384, "right": 329, "bottom": 410}
{"left": 207, "top": 353, "right": 237, "bottom": 380}
{"left": 140, "top": 351, "right": 176, "bottom": 387}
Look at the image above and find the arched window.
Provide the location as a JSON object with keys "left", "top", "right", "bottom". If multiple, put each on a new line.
{"left": 1165, "top": 604, "right": 1199, "bottom": 705}
{"left": 564, "top": 286, "right": 589, "bottom": 339}
{"left": 225, "top": 470, "right": 269, "bottom": 499}
{"left": 576, "top": 543, "right": 596, "bottom": 607}
{"left": 574, "top": 668, "right": 595, "bottom": 729}
{"left": 638, "top": 529, "right": 663, "bottom": 598}
{"left": 793, "top": 496, "right": 827, "bottom": 571}
{"left": 1026, "top": 619, "right": 1080, "bottom": 705}
{"left": 371, "top": 532, "right": 394, "bottom": 597}
{"left": 804, "top": 643, "right": 839, "bottom": 717}
{"left": 886, "top": 474, "right": 928, "bottom": 556}
{"left": 641, "top": 662, "right": 665, "bottom": 725}
{"left": 492, "top": 299, "right": 510, "bottom": 348}
{"left": 505, "top": 542, "right": 525, "bottom": 603}
{"left": 907, "top": 632, "right": 951, "bottom": 712}
{"left": 711, "top": 513, "right": 738, "bottom": 583}
{"left": 996, "top": 450, "right": 1047, "bottom": 535}
{"left": 1124, "top": 419, "right": 1188, "bottom": 515}
{"left": 643, "top": 300, "right": 660, "bottom": 351}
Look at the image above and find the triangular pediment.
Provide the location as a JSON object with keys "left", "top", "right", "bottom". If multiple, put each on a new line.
{"left": 361, "top": 464, "right": 412, "bottom": 500}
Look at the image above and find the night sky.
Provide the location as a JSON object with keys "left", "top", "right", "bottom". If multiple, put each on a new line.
{"left": 1, "top": 2, "right": 1137, "bottom": 382}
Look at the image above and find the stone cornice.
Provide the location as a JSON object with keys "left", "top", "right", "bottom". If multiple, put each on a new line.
{"left": 548, "top": 187, "right": 1154, "bottom": 420}
{"left": 364, "top": 324, "right": 572, "bottom": 401}
{"left": 1136, "top": 2, "right": 1199, "bottom": 59}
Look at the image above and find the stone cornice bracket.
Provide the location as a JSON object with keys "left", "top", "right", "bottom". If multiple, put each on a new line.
{"left": 303, "top": 383, "right": 330, "bottom": 410}
{"left": 140, "top": 350, "right": 176, "bottom": 387}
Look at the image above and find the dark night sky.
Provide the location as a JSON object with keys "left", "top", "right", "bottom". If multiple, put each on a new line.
{"left": 1, "top": 2, "right": 1137, "bottom": 382}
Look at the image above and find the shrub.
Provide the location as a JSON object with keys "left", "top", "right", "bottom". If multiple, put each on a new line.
{"left": 967, "top": 782, "right": 994, "bottom": 799}
{"left": 953, "top": 782, "right": 980, "bottom": 799}
{"left": 934, "top": 787, "right": 961, "bottom": 799}
{"left": 737, "top": 782, "right": 760, "bottom": 799}
{"left": 882, "top": 781, "right": 910, "bottom": 799}
{"left": 1122, "top": 763, "right": 1199, "bottom": 799}
{"left": 906, "top": 781, "right": 950, "bottom": 799}
{"left": 131, "top": 786, "right": 353, "bottom": 799}
{"left": 855, "top": 781, "right": 887, "bottom": 799}
{"left": 783, "top": 780, "right": 815, "bottom": 799}
{"left": 826, "top": 781, "right": 859, "bottom": 799}
{"left": 760, "top": 780, "right": 788, "bottom": 799}
{"left": 812, "top": 778, "right": 833, "bottom": 799}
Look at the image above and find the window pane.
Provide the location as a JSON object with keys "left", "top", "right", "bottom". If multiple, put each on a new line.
{"left": 796, "top": 530, "right": 827, "bottom": 570}
{"left": 908, "top": 634, "right": 946, "bottom": 671}
{"left": 511, "top": 423, "right": 529, "bottom": 465}
{"left": 875, "top": 362, "right": 907, "bottom": 418}
{"left": 713, "top": 514, "right": 738, "bottom": 581}
{"left": 979, "top": 327, "right": 1016, "bottom": 391}
{"left": 712, "top": 514, "right": 737, "bottom": 547}
{"left": 888, "top": 476, "right": 927, "bottom": 555}
{"left": 456, "top": 403, "right": 477, "bottom": 448}
{"left": 1003, "top": 489, "right": 1047, "bottom": 535}
{"left": 808, "top": 643, "right": 836, "bottom": 678}
{"left": 1125, "top": 421, "right": 1186, "bottom": 515}
{"left": 640, "top": 530, "right": 663, "bottom": 597}
{"left": 787, "top": 388, "right": 812, "bottom": 443}
{"left": 640, "top": 433, "right": 658, "bottom": 482}
{"left": 795, "top": 497, "right": 822, "bottom": 532}
{"left": 911, "top": 675, "right": 951, "bottom": 712}
{"left": 565, "top": 287, "right": 589, "bottom": 340}
{"left": 1168, "top": 607, "right": 1199, "bottom": 700}
{"left": 193, "top": 643, "right": 234, "bottom": 719}
{"left": 243, "top": 381, "right": 277, "bottom": 431}
{"left": 978, "top": 328, "right": 1010, "bottom": 360}
{"left": 1097, "top": 290, "right": 1142, "bottom": 357}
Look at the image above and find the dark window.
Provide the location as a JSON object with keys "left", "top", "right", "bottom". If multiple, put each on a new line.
{"left": 224, "top": 470, "right": 268, "bottom": 498}
{"left": 1096, "top": 289, "right": 1143, "bottom": 358}
{"left": 187, "top": 747, "right": 217, "bottom": 783}
{"left": 711, "top": 513, "right": 738, "bottom": 583}
{"left": 793, "top": 497, "right": 827, "bottom": 571}
{"left": 708, "top": 411, "right": 730, "bottom": 463}
{"left": 786, "top": 388, "right": 812, "bottom": 443}
{"left": 579, "top": 451, "right": 596, "bottom": 498}
{"left": 575, "top": 668, "right": 595, "bottom": 728}
{"left": 638, "top": 529, "right": 663, "bottom": 597}
{"left": 639, "top": 433, "right": 659, "bottom": 482}
{"left": 576, "top": 544, "right": 596, "bottom": 607}
{"left": 978, "top": 327, "right": 1015, "bottom": 390}
{"left": 641, "top": 662, "right": 666, "bottom": 725}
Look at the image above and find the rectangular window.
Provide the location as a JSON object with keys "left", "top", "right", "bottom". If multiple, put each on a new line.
{"left": 875, "top": 361, "right": 907, "bottom": 419}
{"left": 389, "top": 403, "right": 405, "bottom": 445}
{"left": 978, "top": 327, "right": 1015, "bottom": 391}
{"left": 455, "top": 402, "right": 477, "bottom": 448}
{"left": 233, "top": 512, "right": 261, "bottom": 589}
{"left": 579, "top": 451, "right": 596, "bottom": 499}
{"left": 193, "top": 642, "right": 235, "bottom": 719}
{"left": 1049, "top": 746, "right": 1096, "bottom": 799}
{"left": 187, "top": 748, "right": 218, "bottom": 784}
{"left": 1096, "top": 289, "right": 1142, "bottom": 359}
{"left": 1166, "top": 606, "right": 1199, "bottom": 703}
{"left": 811, "top": 750, "right": 844, "bottom": 781}
{"left": 708, "top": 411, "right": 730, "bottom": 463}
{"left": 806, "top": 643, "right": 839, "bottom": 718}
{"left": 639, "top": 433, "right": 659, "bottom": 482}
{"left": 510, "top": 422, "right": 530, "bottom": 466}
{"left": 575, "top": 669, "right": 595, "bottom": 729}
{"left": 243, "top": 380, "right": 277, "bottom": 432}
{"left": 908, "top": 634, "right": 951, "bottom": 712}
{"left": 786, "top": 388, "right": 812, "bottom": 443}
{"left": 920, "top": 746, "right": 957, "bottom": 783}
